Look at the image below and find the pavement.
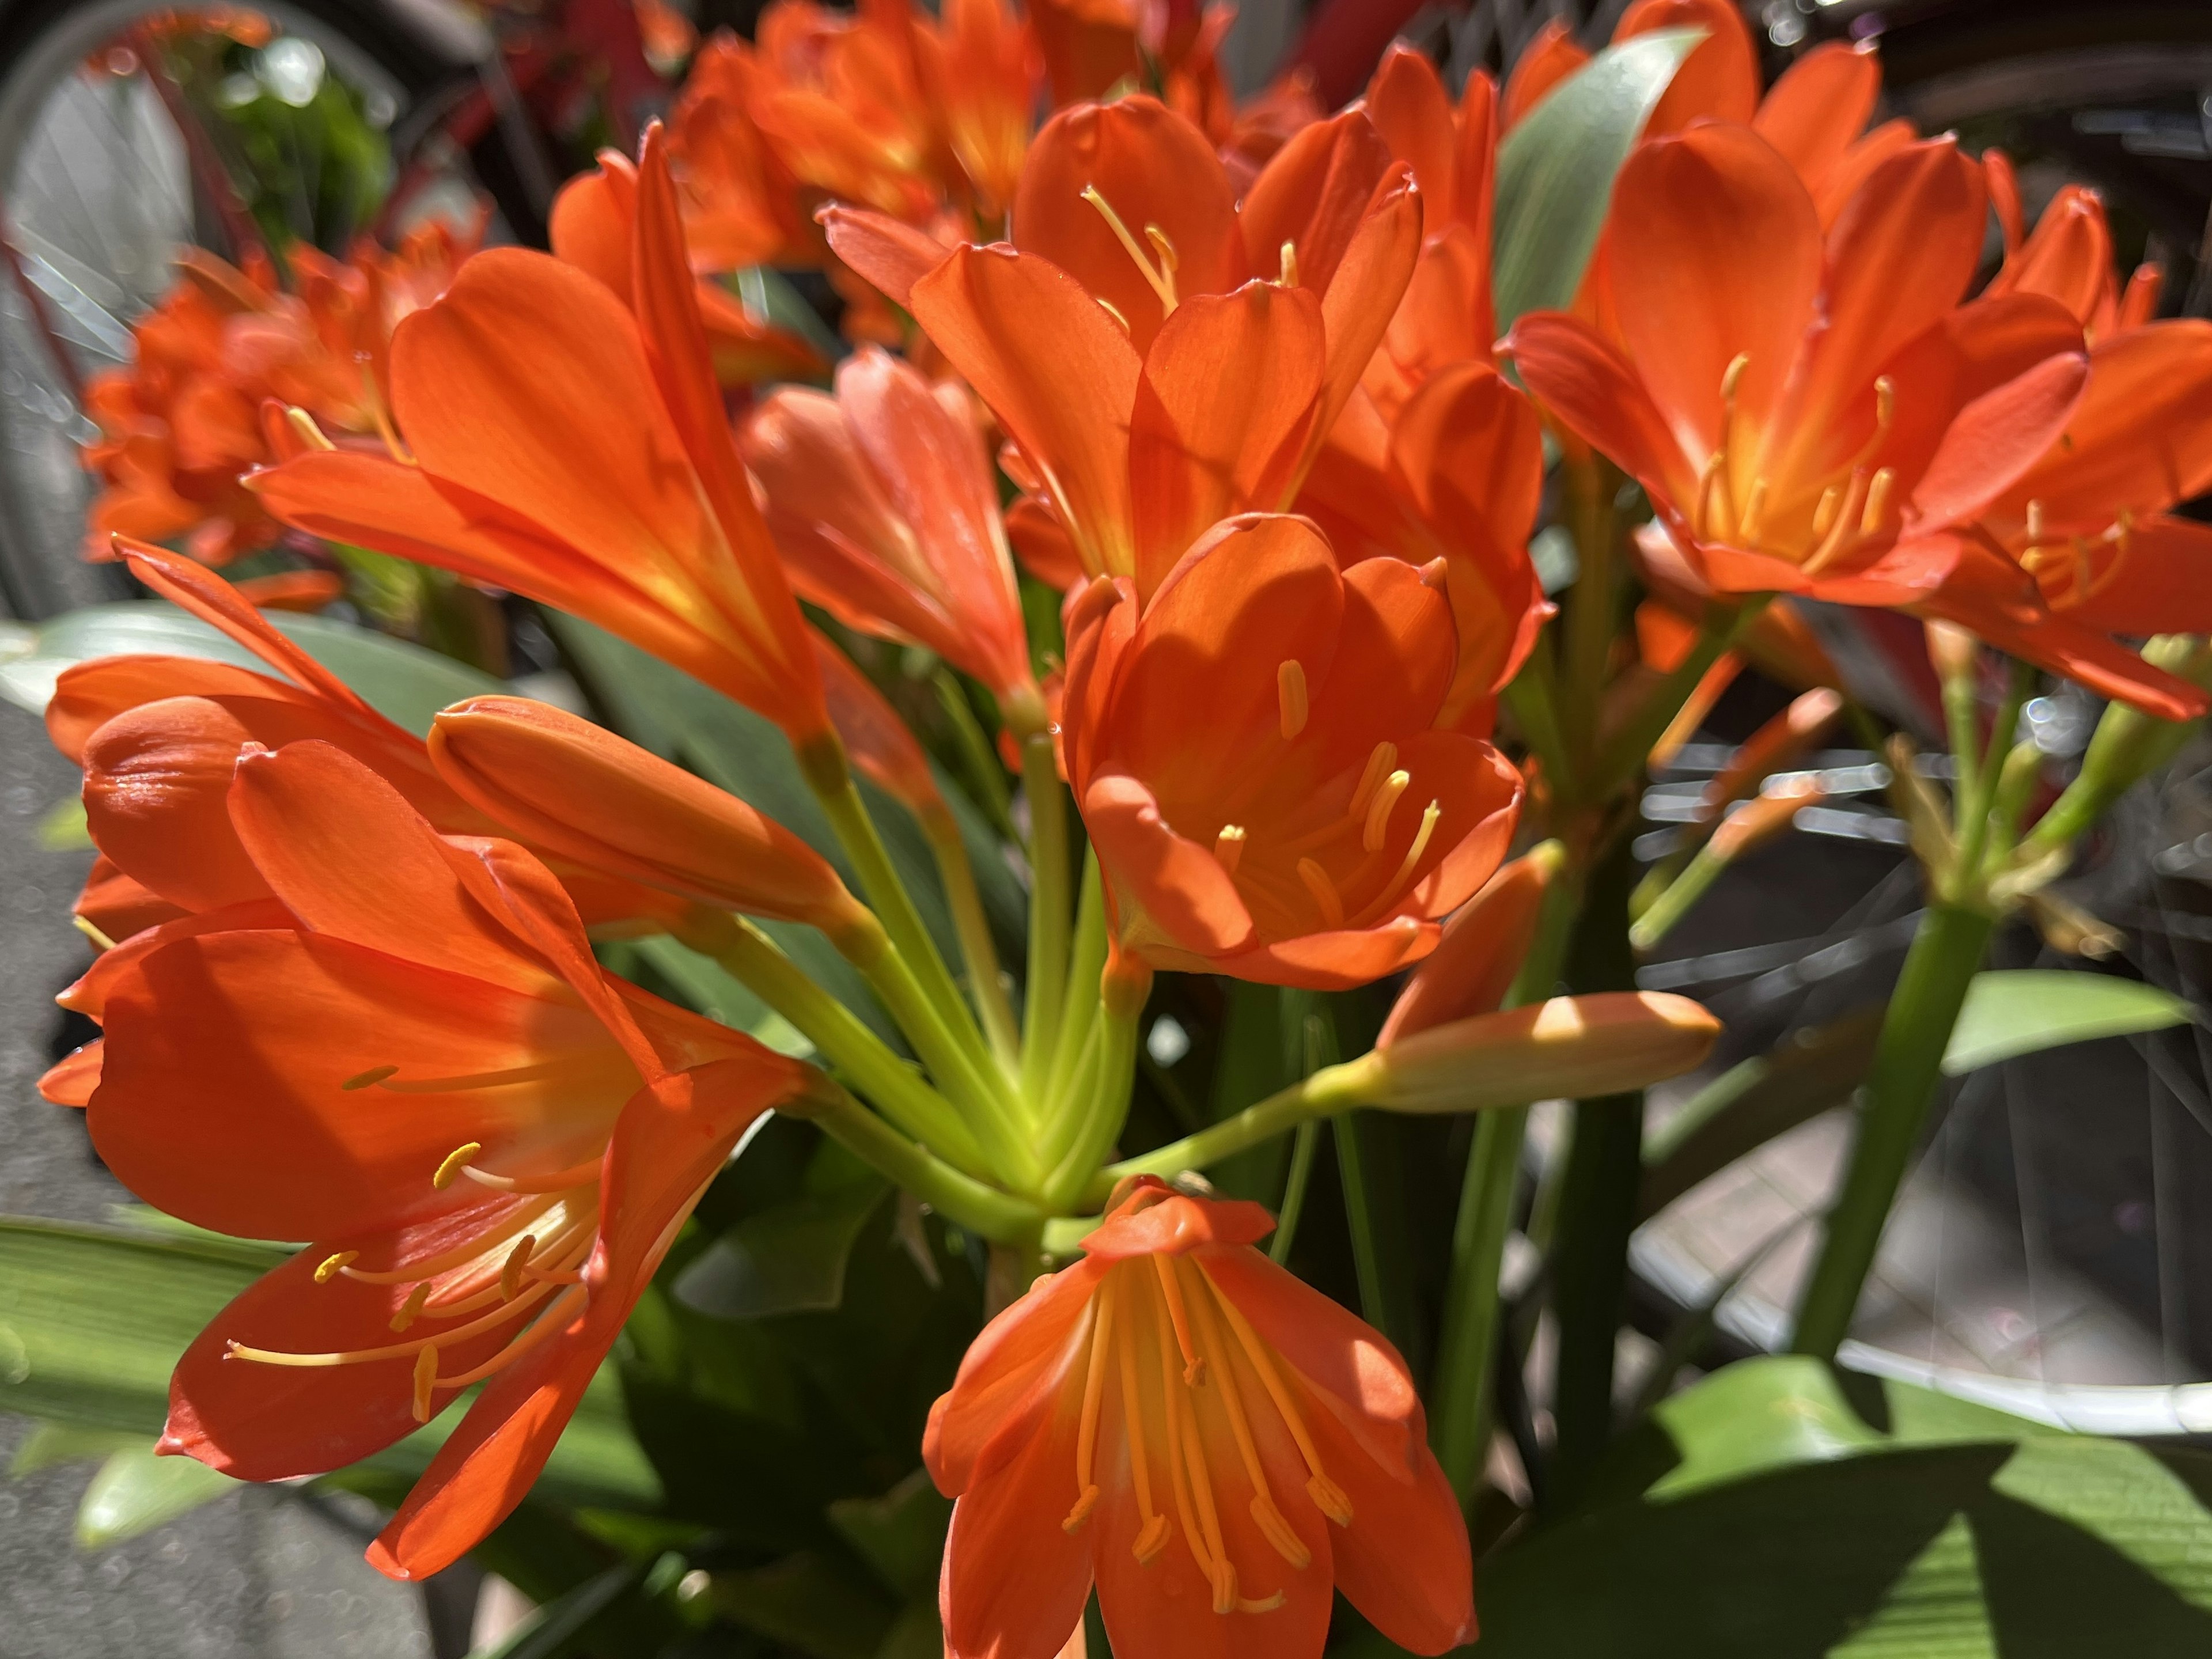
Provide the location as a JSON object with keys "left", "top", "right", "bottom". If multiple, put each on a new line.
{"left": 0, "top": 699, "right": 439, "bottom": 1658}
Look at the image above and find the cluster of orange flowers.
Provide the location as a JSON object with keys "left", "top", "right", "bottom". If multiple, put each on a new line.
{"left": 43, "top": 1, "right": 2212, "bottom": 1653}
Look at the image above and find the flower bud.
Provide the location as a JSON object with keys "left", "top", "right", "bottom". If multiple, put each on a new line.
{"left": 1362, "top": 991, "right": 1719, "bottom": 1114}
{"left": 430, "top": 696, "right": 869, "bottom": 943}
{"left": 1379, "top": 842, "right": 1562, "bottom": 1044}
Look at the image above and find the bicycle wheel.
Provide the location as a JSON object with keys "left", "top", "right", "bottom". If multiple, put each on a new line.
{"left": 0, "top": 0, "right": 457, "bottom": 620}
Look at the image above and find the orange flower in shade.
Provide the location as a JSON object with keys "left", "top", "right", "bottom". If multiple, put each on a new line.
{"left": 1059, "top": 514, "right": 1522, "bottom": 988}
{"left": 1912, "top": 179, "right": 2212, "bottom": 715}
{"left": 1509, "top": 127, "right": 2089, "bottom": 616}
{"left": 910, "top": 0, "right": 1040, "bottom": 219}
{"left": 747, "top": 0, "right": 945, "bottom": 225}
{"left": 250, "top": 130, "right": 830, "bottom": 745}
{"left": 927, "top": 1176, "right": 1472, "bottom": 1659}
{"left": 66, "top": 741, "right": 810, "bottom": 1581}
{"left": 831, "top": 97, "right": 1421, "bottom": 603}
{"left": 81, "top": 225, "right": 472, "bottom": 566}
{"left": 666, "top": 33, "right": 819, "bottom": 270}
{"left": 550, "top": 147, "right": 828, "bottom": 386}
{"left": 743, "top": 346, "right": 1037, "bottom": 708}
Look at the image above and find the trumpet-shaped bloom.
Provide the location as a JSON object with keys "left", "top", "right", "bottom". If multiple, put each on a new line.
{"left": 911, "top": 0, "right": 1039, "bottom": 217}
{"left": 666, "top": 33, "right": 819, "bottom": 270}
{"left": 742, "top": 347, "right": 1037, "bottom": 704}
{"left": 1510, "top": 127, "right": 2088, "bottom": 615}
{"left": 251, "top": 129, "right": 829, "bottom": 743}
{"left": 41, "top": 540, "right": 675, "bottom": 965}
{"left": 70, "top": 741, "right": 810, "bottom": 1578}
{"left": 835, "top": 96, "right": 1421, "bottom": 600}
{"left": 429, "top": 696, "right": 872, "bottom": 940}
{"left": 1060, "top": 514, "right": 1521, "bottom": 988}
{"left": 927, "top": 1176, "right": 1472, "bottom": 1659}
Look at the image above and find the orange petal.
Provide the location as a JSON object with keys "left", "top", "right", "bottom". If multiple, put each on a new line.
{"left": 1907, "top": 351, "right": 2087, "bottom": 535}
{"left": 1620, "top": 0, "right": 1759, "bottom": 134}
{"left": 1129, "top": 283, "right": 1326, "bottom": 600}
{"left": 1984, "top": 145, "right": 2024, "bottom": 255}
{"left": 1611, "top": 126, "right": 1822, "bottom": 465}
{"left": 924, "top": 1256, "right": 1107, "bottom": 1494}
{"left": 1506, "top": 313, "right": 1702, "bottom": 513}
{"left": 910, "top": 245, "right": 1141, "bottom": 581}
{"left": 1363, "top": 43, "right": 1458, "bottom": 237}
{"left": 1381, "top": 847, "right": 1556, "bottom": 1043}
{"left": 1500, "top": 18, "right": 1589, "bottom": 129}
{"left": 547, "top": 150, "right": 638, "bottom": 301}
{"left": 1013, "top": 96, "right": 1244, "bottom": 355}
{"left": 2005, "top": 319, "right": 2212, "bottom": 531}
{"left": 79, "top": 696, "right": 271, "bottom": 914}
{"left": 48, "top": 655, "right": 297, "bottom": 764}
{"left": 1753, "top": 42, "right": 1881, "bottom": 196}
{"left": 1987, "top": 184, "right": 2113, "bottom": 331}
{"left": 430, "top": 697, "right": 858, "bottom": 930}
{"left": 1084, "top": 772, "right": 1258, "bottom": 957}
{"left": 810, "top": 631, "right": 947, "bottom": 821}
{"left": 1241, "top": 109, "right": 1399, "bottom": 301}
{"left": 819, "top": 204, "right": 950, "bottom": 310}
{"left": 2063, "top": 513, "right": 2212, "bottom": 635}
{"left": 1312, "top": 169, "right": 1424, "bottom": 463}
{"left": 39, "top": 1040, "right": 102, "bottom": 1107}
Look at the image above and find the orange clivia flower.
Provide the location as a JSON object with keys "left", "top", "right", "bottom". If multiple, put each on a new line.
{"left": 251, "top": 127, "right": 830, "bottom": 744}
{"left": 833, "top": 96, "right": 1421, "bottom": 603}
{"left": 1909, "top": 180, "right": 2212, "bottom": 716}
{"left": 666, "top": 32, "right": 820, "bottom": 270}
{"left": 1060, "top": 514, "right": 1522, "bottom": 988}
{"left": 927, "top": 1176, "right": 1472, "bottom": 1659}
{"left": 69, "top": 740, "right": 810, "bottom": 1579}
{"left": 1509, "top": 127, "right": 2089, "bottom": 617}
{"left": 910, "top": 0, "right": 1040, "bottom": 219}
{"left": 743, "top": 346, "right": 1038, "bottom": 709}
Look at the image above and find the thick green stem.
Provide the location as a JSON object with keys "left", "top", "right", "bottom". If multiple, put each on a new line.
{"left": 1429, "top": 861, "right": 1582, "bottom": 1507}
{"left": 1557, "top": 456, "right": 1622, "bottom": 778}
{"left": 793, "top": 1080, "right": 1043, "bottom": 1244}
{"left": 1045, "top": 853, "right": 1108, "bottom": 1110}
{"left": 1042, "top": 966, "right": 1150, "bottom": 1211}
{"left": 926, "top": 810, "right": 1020, "bottom": 1072}
{"left": 1791, "top": 900, "right": 1995, "bottom": 1358}
{"left": 1545, "top": 837, "right": 1642, "bottom": 1511}
{"left": 695, "top": 914, "right": 987, "bottom": 1173}
{"left": 1946, "top": 659, "right": 2031, "bottom": 897}
{"left": 1086, "top": 1056, "right": 1381, "bottom": 1204}
{"left": 801, "top": 737, "right": 993, "bottom": 1077}
{"left": 1020, "top": 731, "right": 1074, "bottom": 1105}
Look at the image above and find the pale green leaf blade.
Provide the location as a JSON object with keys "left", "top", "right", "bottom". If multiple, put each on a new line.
{"left": 76, "top": 1441, "right": 237, "bottom": 1547}
{"left": 1942, "top": 969, "right": 2192, "bottom": 1076}
{"left": 1491, "top": 28, "right": 1702, "bottom": 330}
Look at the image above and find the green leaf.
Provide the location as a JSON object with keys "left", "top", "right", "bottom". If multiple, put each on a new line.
{"left": 0, "top": 601, "right": 502, "bottom": 736}
{"left": 825, "top": 1468, "right": 952, "bottom": 1601}
{"left": 0, "top": 1217, "right": 658, "bottom": 1509}
{"left": 36, "top": 796, "right": 90, "bottom": 849}
{"left": 699, "top": 1552, "right": 899, "bottom": 1659}
{"left": 1942, "top": 969, "right": 2192, "bottom": 1076}
{"left": 9, "top": 1422, "right": 139, "bottom": 1476}
{"left": 1491, "top": 29, "right": 1702, "bottom": 331}
{"left": 77, "top": 1441, "right": 237, "bottom": 1547}
{"left": 674, "top": 1145, "right": 891, "bottom": 1319}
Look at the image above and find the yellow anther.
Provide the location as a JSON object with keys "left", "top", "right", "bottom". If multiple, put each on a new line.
{"left": 1132, "top": 1513, "right": 1171, "bottom": 1562}
{"left": 1143, "top": 224, "right": 1179, "bottom": 275}
{"left": 431, "top": 1142, "right": 482, "bottom": 1190}
{"left": 1277, "top": 660, "right": 1308, "bottom": 740}
{"left": 1306, "top": 1474, "right": 1354, "bottom": 1527}
{"left": 1063, "top": 1484, "right": 1101, "bottom": 1533}
{"left": 1721, "top": 351, "right": 1750, "bottom": 402}
{"left": 1080, "top": 183, "right": 1177, "bottom": 313}
{"left": 313, "top": 1251, "right": 358, "bottom": 1285}
{"left": 1297, "top": 858, "right": 1345, "bottom": 930}
{"left": 1096, "top": 296, "right": 1131, "bottom": 334}
{"left": 1811, "top": 484, "right": 1843, "bottom": 542}
{"left": 410, "top": 1344, "right": 438, "bottom": 1423}
{"left": 499, "top": 1234, "right": 537, "bottom": 1301}
{"left": 389, "top": 1282, "right": 431, "bottom": 1332}
{"left": 1873, "top": 374, "right": 1896, "bottom": 432}
{"left": 2026, "top": 498, "right": 2047, "bottom": 544}
{"left": 1350, "top": 742, "right": 1399, "bottom": 817}
{"left": 1214, "top": 824, "right": 1247, "bottom": 876}
{"left": 1362, "top": 769, "right": 1411, "bottom": 854}
{"left": 1278, "top": 240, "right": 1299, "bottom": 288}
{"left": 341, "top": 1065, "right": 397, "bottom": 1091}
{"left": 1252, "top": 1495, "right": 1311, "bottom": 1569}
{"left": 284, "top": 406, "right": 335, "bottom": 451}
{"left": 1860, "top": 467, "right": 1896, "bottom": 535}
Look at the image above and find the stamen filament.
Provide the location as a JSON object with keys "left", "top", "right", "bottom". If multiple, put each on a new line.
{"left": 285, "top": 406, "right": 335, "bottom": 452}
{"left": 1350, "top": 743, "right": 1398, "bottom": 817}
{"left": 1859, "top": 467, "right": 1896, "bottom": 535}
{"left": 340, "top": 1065, "right": 397, "bottom": 1091}
{"left": 1115, "top": 1283, "right": 1168, "bottom": 1561}
{"left": 461, "top": 1156, "right": 604, "bottom": 1195}
{"left": 440, "top": 1283, "right": 588, "bottom": 1388}
{"left": 411, "top": 1345, "right": 438, "bottom": 1422}
{"left": 1154, "top": 1256, "right": 1205, "bottom": 1384}
{"left": 1080, "top": 184, "right": 1177, "bottom": 314}
{"left": 1296, "top": 859, "right": 1345, "bottom": 930}
{"left": 381, "top": 1058, "right": 584, "bottom": 1094}
{"left": 228, "top": 1274, "right": 565, "bottom": 1368}
{"left": 1195, "top": 1263, "right": 1353, "bottom": 1525}
{"left": 1064, "top": 1282, "right": 1115, "bottom": 1533}
{"left": 338, "top": 1193, "right": 565, "bottom": 1285}
{"left": 1278, "top": 240, "right": 1298, "bottom": 288}
{"left": 1179, "top": 1261, "right": 1311, "bottom": 1570}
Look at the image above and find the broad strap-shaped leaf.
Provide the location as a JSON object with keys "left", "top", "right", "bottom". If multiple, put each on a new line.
{"left": 0, "top": 601, "right": 502, "bottom": 736}
{"left": 1491, "top": 28, "right": 1703, "bottom": 331}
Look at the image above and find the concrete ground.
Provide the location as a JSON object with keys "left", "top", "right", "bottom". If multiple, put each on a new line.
{"left": 0, "top": 699, "right": 439, "bottom": 1658}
